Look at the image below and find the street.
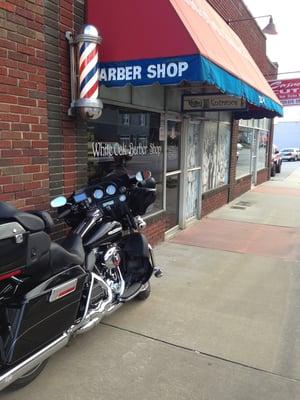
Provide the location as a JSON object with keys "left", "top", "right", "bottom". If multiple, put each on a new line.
{"left": 2, "top": 161, "right": 300, "bottom": 400}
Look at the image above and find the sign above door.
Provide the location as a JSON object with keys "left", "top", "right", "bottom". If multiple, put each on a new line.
{"left": 182, "top": 94, "right": 247, "bottom": 112}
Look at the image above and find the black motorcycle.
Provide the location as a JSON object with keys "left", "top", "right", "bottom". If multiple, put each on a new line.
{"left": 0, "top": 170, "right": 162, "bottom": 391}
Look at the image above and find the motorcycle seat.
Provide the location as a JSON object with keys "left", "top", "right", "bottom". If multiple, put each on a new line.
{"left": 50, "top": 233, "right": 85, "bottom": 270}
{"left": 28, "top": 210, "right": 54, "bottom": 234}
{"left": 0, "top": 202, "right": 45, "bottom": 232}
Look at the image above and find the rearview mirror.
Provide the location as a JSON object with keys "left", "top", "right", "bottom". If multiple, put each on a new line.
{"left": 51, "top": 196, "right": 67, "bottom": 208}
{"left": 136, "top": 170, "right": 152, "bottom": 182}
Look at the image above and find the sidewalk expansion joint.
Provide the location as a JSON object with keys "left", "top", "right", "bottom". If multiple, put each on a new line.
{"left": 168, "top": 240, "right": 300, "bottom": 263}
{"left": 207, "top": 217, "right": 300, "bottom": 231}
{"left": 101, "top": 321, "right": 300, "bottom": 384}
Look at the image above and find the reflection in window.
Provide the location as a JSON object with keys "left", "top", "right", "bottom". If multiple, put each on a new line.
{"left": 202, "top": 119, "right": 230, "bottom": 192}
{"left": 165, "top": 174, "right": 180, "bottom": 230}
{"left": 236, "top": 126, "right": 252, "bottom": 179}
{"left": 139, "top": 114, "right": 146, "bottom": 126}
{"left": 87, "top": 107, "right": 164, "bottom": 215}
{"left": 257, "top": 130, "right": 269, "bottom": 170}
{"left": 122, "top": 113, "right": 130, "bottom": 125}
{"left": 167, "top": 121, "right": 181, "bottom": 172}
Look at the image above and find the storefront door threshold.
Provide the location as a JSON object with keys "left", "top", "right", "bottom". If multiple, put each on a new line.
{"left": 184, "top": 217, "right": 199, "bottom": 228}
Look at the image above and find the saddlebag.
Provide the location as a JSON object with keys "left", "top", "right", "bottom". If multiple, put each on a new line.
{"left": 1, "top": 266, "right": 87, "bottom": 366}
{"left": 0, "top": 202, "right": 51, "bottom": 277}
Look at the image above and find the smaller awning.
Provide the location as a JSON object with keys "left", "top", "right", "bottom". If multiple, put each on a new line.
{"left": 87, "top": 0, "right": 283, "bottom": 117}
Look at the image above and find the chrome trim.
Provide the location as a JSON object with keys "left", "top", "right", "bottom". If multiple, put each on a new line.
{"left": 0, "top": 333, "right": 69, "bottom": 391}
{"left": 0, "top": 222, "right": 25, "bottom": 241}
{"left": 114, "top": 265, "right": 125, "bottom": 298}
{"left": 74, "top": 272, "right": 114, "bottom": 335}
{"left": 148, "top": 244, "right": 157, "bottom": 269}
{"left": 119, "top": 282, "right": 149, "bottom": 302}
{"left": 135, "top": 216, "right": 147, "bottom": 231}
{"left": 108, "top": 227, "right": 122, "bottom": 236}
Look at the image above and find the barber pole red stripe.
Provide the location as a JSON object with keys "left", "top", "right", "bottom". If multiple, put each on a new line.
{"left": 79, "top": 41, "right": 99, "bottom": 100}
{"left": 79, "top": 47, "right": 98, "bottom": 76}
{"left": 84, "top": 81, "right": 99, "bottom": 98}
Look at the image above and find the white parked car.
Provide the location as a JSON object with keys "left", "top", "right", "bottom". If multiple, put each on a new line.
{"left": 280, "top": 148, "right": 300, "bottom": 161}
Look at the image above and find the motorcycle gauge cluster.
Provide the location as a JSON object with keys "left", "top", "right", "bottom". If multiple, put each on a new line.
{"left": 93, "top": 189, "right": 104, "bottom": 200}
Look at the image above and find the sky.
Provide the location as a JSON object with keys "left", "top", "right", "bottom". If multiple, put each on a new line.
{"left": 243, "top": 0, "right": 300, "bottom": 123}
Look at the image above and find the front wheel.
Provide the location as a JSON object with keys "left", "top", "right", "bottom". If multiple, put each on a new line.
{"left": 136, "top": 281, "right": 151, "bottom": 301}
{"left": 6, "top": 360, "right": 48, "bottom": 391}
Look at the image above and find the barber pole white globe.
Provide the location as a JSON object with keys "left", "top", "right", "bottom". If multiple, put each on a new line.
{"left": 75, "top": 25, "right": 103, "bottom": 120}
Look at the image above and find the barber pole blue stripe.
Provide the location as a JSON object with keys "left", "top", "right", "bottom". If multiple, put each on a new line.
{"left": 80, "top": 64, "right": 99, "bottom": 93}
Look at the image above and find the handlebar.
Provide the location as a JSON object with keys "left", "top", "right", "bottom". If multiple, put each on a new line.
{"left": 58, "top": 208, "right": 72, "bottom": 219}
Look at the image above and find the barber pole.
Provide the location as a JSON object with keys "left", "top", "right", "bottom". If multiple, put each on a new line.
{"left": 66, "top": 24, "right": 103, "bottom": 120}
{"left": 78, "top": 25, "right": 100, "bottom": 100}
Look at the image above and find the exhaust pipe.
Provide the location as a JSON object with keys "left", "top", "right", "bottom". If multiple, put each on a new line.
{"left": 0, "top": 332, "right": 69, "bottom": 391}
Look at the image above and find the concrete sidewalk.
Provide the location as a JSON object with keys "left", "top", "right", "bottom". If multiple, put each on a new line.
{"left": 2, "top": 163, "right": 300, "bottom": 400}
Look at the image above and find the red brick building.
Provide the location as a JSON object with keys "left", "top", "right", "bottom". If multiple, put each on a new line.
{"left": 0, "top": 0, "right": 281, "bottom": 244}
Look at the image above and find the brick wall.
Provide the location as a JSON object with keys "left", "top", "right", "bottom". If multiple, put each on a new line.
{"left": 201, "top": 186, "right": 229, "bottom": 217}
{"left": 0, "top": 0, "right": 49, "bottom": 211}
{"left": 144, "top": 212, "right": 166, "bottom": 247}
{"left": 232, "top": 175, "right": 251, "bottom": 199}
{"left": 208, "top": 0, "right": 277, "bottom": 78}
{"left": 256, "top": 168, "right": 268, "bottom": 185}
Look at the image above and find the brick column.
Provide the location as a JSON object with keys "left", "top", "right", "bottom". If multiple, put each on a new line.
{"left": 0, "top": 1, "right": 49, "bottom": 211}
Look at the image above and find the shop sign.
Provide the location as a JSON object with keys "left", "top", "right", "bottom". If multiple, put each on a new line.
{"left": 91, "top": 142, "right": 162, "bottom": 158}
{"left": 99, "top": 57, "right": 192, "bottom": 86}
{"left": 182, "top": 94, "right": 247, "bottom": 112}
{"left": 269, "top": 78, "right": 300, "bottom": 106}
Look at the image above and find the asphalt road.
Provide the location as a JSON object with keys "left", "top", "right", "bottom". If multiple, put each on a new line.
{"left": 274, "top": 159, "right": 300, "bottom": 180}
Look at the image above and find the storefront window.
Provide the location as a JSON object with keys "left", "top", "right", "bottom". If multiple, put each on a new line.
{"left": 236, "top": 119, "right": 271, "bottom": 180}
{"left": 257, "top": 130, "right": 269, "bottom": 170}
{"left": 236, "top": 126, "right": 252, "bottom": 179}
{"left": 217, "top": 122, "right": 231, "bottom": 186}
{"left": 202, "top": 114, "right": 231, "bottom": 193}
{"left": 87, "top": 106, "right": 164, "bottom": 215}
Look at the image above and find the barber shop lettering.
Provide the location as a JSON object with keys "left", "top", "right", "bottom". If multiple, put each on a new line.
{"left": 92, "top": 142, "right": 162, "bottom": 158}
{"left": 99, "top": 61, "right": 189, "bottom": 83}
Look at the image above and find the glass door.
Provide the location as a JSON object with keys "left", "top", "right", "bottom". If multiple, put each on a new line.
{"left": 165, "top": 120, "right": 182, "bottom": 232}
{"left": 184, "top": 120, "right": 202, "bottom": 222}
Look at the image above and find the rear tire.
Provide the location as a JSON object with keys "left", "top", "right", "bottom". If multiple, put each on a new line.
{"left": 6, "top": 359, "right": 48, "bottom": 391}
{"left": 136, "top": 281, "right": 151, "bottom": 301}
